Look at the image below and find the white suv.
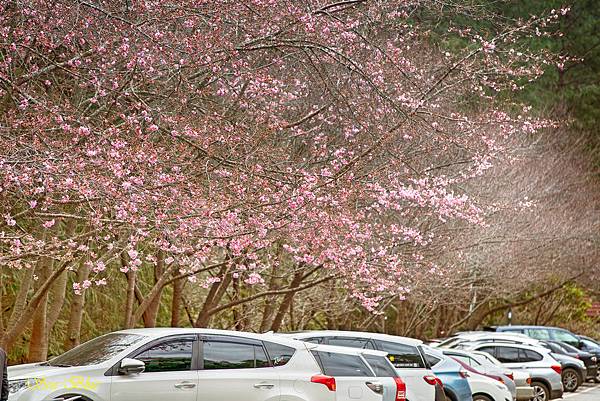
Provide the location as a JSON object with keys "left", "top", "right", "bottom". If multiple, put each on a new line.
{"left": 7, "top": 328, "right": 405, "bottom": 401}
{"left": 282, "top": 330, "right": 437, "bottom": 401}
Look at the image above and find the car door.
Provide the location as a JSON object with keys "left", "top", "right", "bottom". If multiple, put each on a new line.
{"left": 110, "top": 336, "right": 198, "bottom": 401}
{"left": 197, "top": 335, "right": 280, "bottom": 401}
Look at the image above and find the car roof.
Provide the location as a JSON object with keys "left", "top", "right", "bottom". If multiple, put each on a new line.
{"left": 115, "top": 327, "right": 307, "bottom": 348}
{"left": 280, "top": 330, "right": 424, "bottom": 346}
{"left": 493, "top": 325, "right": 569, "bottom": 330}
{"left": 312, "top": 343, "right": 388, "bottom": 357}
{"left": 468, "top": 341, "right": 551, "bottom": 353}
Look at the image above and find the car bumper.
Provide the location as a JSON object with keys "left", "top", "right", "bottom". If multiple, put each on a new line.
{"left": 585, "top": 365, "right": 598, "bottom": 380}
{"left": 550, "top": 388, "right": 563, "bottom": 400}
{"left": 515, "top": 385, "right": 534, "bottom": 401}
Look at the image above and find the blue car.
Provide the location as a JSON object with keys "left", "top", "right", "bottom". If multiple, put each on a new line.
{"left": 424, "top": 346, "right": 473, "bottom": 401}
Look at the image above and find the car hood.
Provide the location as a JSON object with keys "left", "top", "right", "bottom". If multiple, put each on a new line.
{"left": 8, "top": 363, "right": 103, "bottom": 380}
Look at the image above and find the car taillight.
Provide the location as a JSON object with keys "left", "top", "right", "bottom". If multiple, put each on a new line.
{"left": 551, "top": 365, "right": 562, "bottom": 375}
{"left": 459, "top": 369, "right": 470, "bottom": 379}
{"left": 423, "top": 375, "right": 438, "bottom": 385}
{"left": 311, "top": 375, "right": 336, "bottom": 391}
{"left": 526, "top": 378, "right": 532, "bottom": 385}
{"left": 435, "top": 377, "right": 444, "bottom": 388}
{"left": 506, "top": 373, "right": 514, "bottom": 381}
{"left": 575, "top": 355, "right": 581, "bottom": 359}
{"left": 394, "top": 377, "right": 406, "bottom": 401}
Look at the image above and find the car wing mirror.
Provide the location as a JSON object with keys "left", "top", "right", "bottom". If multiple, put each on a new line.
{"left": 119, "top": 358, "right": 145, "bottom": 375}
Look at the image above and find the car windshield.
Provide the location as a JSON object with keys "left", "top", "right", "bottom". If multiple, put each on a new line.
{"left": 45, "top": 333, "right": 144, "bottom": 367}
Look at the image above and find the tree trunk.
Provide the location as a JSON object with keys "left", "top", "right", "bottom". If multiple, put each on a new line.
{"left": 171, "top": 277, "right": 185, "bottom": 327}
{"left": 28, "top": 256, "right": 53, "bottom": 362}
{"left": 270, "top": 271, "right": 304, "bottom": 332}
{"left": 64, "top": 261, "right": 91, "bottom": 350}
{"left": 143, "top": 250, "right": 165, "bottom": 328}
{"left": 195, "top": 266, "right": 232, "bottom": 327}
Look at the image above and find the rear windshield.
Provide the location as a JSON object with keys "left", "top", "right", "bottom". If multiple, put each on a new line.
{"left": 363, "top": 355, "right": 398, "bottom": 377}
{"left": 311, "top": 351, "right": 373, "bottom": 377}
{"left": 375, "top": 340, "right": 426, "bottom": 368}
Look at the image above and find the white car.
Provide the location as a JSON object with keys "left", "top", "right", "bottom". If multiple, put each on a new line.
{"left": 281, "top": 330, "right": 437, "bottom": 401}
{"left": 427, "top": 347, "right": 511, "bottom": 401}
{"left": 7, "top": 328, "right": 406, "bottom": 401}
{"left": 436, "top": 333, "right": 540, "bottom": 349}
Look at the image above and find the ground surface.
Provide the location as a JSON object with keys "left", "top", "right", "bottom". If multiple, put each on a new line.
{"left": 563, "top": 382, "right": 600, "bottom": 401}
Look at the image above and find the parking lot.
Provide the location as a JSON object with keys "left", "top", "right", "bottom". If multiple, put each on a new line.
{"left": 563, "top": 382, "right": 600, "bottom": 401}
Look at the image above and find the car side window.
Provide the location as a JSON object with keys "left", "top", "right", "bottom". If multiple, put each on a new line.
{"left": 363, "top": 355, "right": 398, "bottom": 377}
{"left": 520, "top": 349, "right": 543, "bottom": 362}
{"left": 327, "top": 337, "right": 375, "bottom": 350}
{"left": 476, "top": 346, "right": 497, "bottom": 358}
{"left": 375, "top": 340, "right": 425, "bottom": 368}
{"left": 425, "top": 354, "right": 441, "bottom": 367}
{"left": 263, "top": 341, "right": 296, "bottom": 367}
{"left": 135, "top": 339, "right": 194, "bottom": 373}
{"left": 495, "top": 347, "right": 520, "bottom": 363}
{"left": 551, "top": 330, "right": 580, "bottom": 346}
{"left": 311, "top": 351, "right": 372, "bottom": 377}
{"left": 203, "top": 340, "right": 270, "bottom": 370}
{"left": 302, "top": 337, "right": 324, "bottom": 344}
{"left": 525, "top": 329, "right": 551, "bottom": 340}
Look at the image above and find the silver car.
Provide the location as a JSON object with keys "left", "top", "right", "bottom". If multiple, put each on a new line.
{"left": 469, "top": 350, "right": 534, "bottom": 401}
{"left": 463, "top": 342, "right": 563, "bottom": 401}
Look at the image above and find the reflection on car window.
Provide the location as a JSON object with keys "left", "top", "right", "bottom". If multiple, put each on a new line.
{"left": 551, "top": 330, "right": 579, "bottom": 345}
{"left": 311, "top": 351, "right": 372, "bottom": 377}
{"left": 48, "top": 333, "right": 144, "bottom": 366}
{"left": 526, "top": 329, "right": 551, "bottom": 340}
{"left": 263, "top": 341, "right": 296, "bottom": 367}
{"left": 136, "top": 339, "right": 194, "bottom": 372}
{"left": 327, "top": 337, "right": 375, "bottom": 350}
{"left": 425, "top": 354, "right": 441, "bottom": 367}
{"left": 375, "top": 340, "right": 425, "bottom": 368}
{"left": 495, "top": 347, "right": 520, "bottom": 363}
{"left": 203, "top": 341, "right": 270, "bottom": 370}
{"left": 363, "top": 355, "right": 398, "bottom": 377}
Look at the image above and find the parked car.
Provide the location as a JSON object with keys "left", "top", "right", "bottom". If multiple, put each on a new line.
{"left": 436, "top": 333, "right": 538, "bottom": 350}
{"left": 450, "top": 357, "right": 513, "bottom": 401}
{"left": 534, "top": 343, "right": 586, "bottom": 392}
{"left": 469, "top": 351, "right": 533, "bottom": 401}
{"left": 422, "top": 347, "right": 473, "bottom": 401}
{"left": 483, "top": 326, "right": 582, "bottom": 349}
{"left": 439, "top": 349, "right": 516, "bottom": 401}
{"left": 541, "top": 340, "right": 597, "bottom": 384}
{"left": 462, "top": 342, "right": 564, "bottom": 401}
{"left": 577, "top": 335, "right": 600, "bottom": 382}
{"left": 283, "top": 331, "right": 437, "bottom": 401}
{"left": 7, "top": 328, "right": 406, "bottom": 401}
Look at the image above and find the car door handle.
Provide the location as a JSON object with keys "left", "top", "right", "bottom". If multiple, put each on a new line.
{"left": 174, "top": 381, "right": 197, "bottom": 389}
{"left": 366, "top": 381, "right": 384, "bottom": 394}
{"left": 253, "top": 383, "right": 275, "bottom": 389}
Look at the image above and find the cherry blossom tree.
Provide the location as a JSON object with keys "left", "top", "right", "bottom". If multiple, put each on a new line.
{"left": 0, "top": 0, "right": 569, "bottom": 357}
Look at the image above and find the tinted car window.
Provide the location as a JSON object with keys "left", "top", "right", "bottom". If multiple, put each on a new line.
{"left": 203, "top": 341, "right": 269, "bottom": 369}
{"left": 312, "top": 351, "right": 372, "bottom": 377}
{"left": 476, "top": 346, "right": 497, "bottom": 357}
{"left": 526, "top": 329, "right": 551, "bottom": 340}
{"left": 495, "top": 347, "right": 520, "bottom": 363}
{"left": 425, "top": 354, "right": 442, "bottom": 367}
{"left": 327, "top": 337, "right": 375, "bottom": 350}
{"left": 303, "top": 337, "right": 324, "bottom": 344}
{"left": 450, "top": 354, "right": 481, "bottom": 367}
{"left": 375, "top": 340, "right": 425, "bottom": 368}
{"left": 521, "top": 349, "right": 543, "bottom": 362}
{"left": 136, "top": 339, "right": 194, "bottom": 372}
{"left": 263, "top": 341, "right": 296, "bottom": 366}
{"left": 48, "top": 333, "right": 144, "bottom": 367}
{"left": 363, "top": 355, "right": 398, "bottom": 377}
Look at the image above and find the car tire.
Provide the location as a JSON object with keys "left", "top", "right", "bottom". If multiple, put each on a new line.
{"left": 531, "top": 381, "right": 550, "bottom": 401}
{"left": 472, "top": 394, "right": 493, "bottom": 401}
{"left": 561, "top": 368, "right": 580, "bottom": 392}
{"left": 595, "top": 368, "right": 600, "bottom": 383}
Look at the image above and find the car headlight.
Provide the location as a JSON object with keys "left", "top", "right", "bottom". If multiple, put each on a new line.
{"left": 8, "top": 379, "right": 37, "bottom": 394}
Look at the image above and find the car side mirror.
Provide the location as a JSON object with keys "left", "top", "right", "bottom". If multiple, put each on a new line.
{"left": 119, "top": 358, "right": 145, "bottom": 375}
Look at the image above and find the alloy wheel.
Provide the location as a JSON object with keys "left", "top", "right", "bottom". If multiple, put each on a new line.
{"left": 562, "top": 370, "right": 579, "bottom": 391}
{"left": 531, "top": 385, "right": 547, "bottom": 401}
